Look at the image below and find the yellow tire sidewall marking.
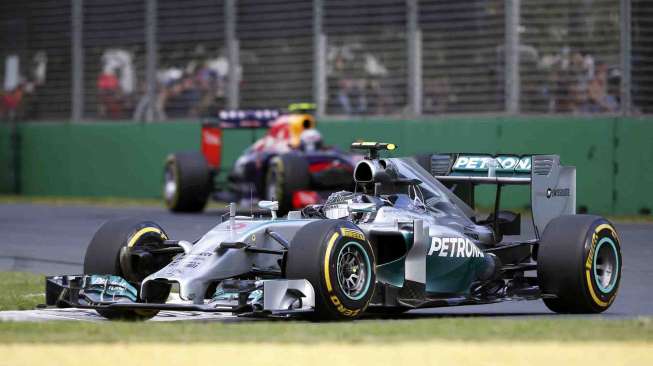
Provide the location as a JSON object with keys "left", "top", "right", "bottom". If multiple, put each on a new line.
{"left": 585, "top": 269, "right": 609, "bottom": 307}
{"left": 584, "top": 223, "right": 618, "bottom": 308}
{"left": 323, "top": 232, "right": 340, "bottom": 292}
{"left": 340, "top": 228, "right": 365, "bottom": 241}
{"left": 128, "top": 227, "right": 167, "bottom": 248}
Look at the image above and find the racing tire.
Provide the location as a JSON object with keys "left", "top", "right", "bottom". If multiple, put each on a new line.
{"left": 265, "top": 153, "right": 310, "bottom": 216}
{"left": 164, "top": 152, "right": 212, "bottom": 213}
{"left": 286, "top": 220, "right": 376, "bottom": 321}
{"left": 84, "top": 218, "right": 172, "bottom": 320}
{"left": 537, "top": 215, "right": 622, "bottom": 314}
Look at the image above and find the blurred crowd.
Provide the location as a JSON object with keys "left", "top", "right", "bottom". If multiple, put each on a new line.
{"left": 0, "top": 45, "right": 631, "bottom": 121}
{"left": 539, "top": 48, "right": 620, "bottom": 114}
{"left": 327, "top": 42, "right": 396, "bottom": 115}
{"left": 95, "top": 46, "right": 229, "bottom": 121}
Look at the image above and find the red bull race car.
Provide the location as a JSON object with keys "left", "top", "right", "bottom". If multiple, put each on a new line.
{"left": 164, "top": 104, "right": 360, "bottom": 215}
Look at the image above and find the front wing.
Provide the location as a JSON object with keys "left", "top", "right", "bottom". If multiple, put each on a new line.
{"left": 44, "top": 275, "right": 315, "bottom": 317}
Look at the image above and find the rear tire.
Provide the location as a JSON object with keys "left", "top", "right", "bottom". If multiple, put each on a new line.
{"left": 537, "top": 215, "right": 622, "bottom": 313}
{"left": 164, "top": 152, "right": 212, "bottom": 213}
{"left": 265, "top": 153, "right": 310, "bottom": 216}
{"left": 84, "top": 218, "right": 172, "bottom": 320}
{"left": 286, "top": 220, "right": 376, "bottom": 321}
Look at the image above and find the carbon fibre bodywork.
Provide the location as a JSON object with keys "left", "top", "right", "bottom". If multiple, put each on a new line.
{"left": 47, "top": 149, "right": 590, "bottom": 319}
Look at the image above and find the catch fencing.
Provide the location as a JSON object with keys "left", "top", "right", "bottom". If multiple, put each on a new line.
{"left": 0, "top": 0, "right": 650, "bottom": 121}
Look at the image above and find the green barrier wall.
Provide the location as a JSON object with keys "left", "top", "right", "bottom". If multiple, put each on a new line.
{"left": 0, "top": 124, "right": 11, "bottom": 193}
{"left": 614, "top": 119, "right": 653, "bottom": 214}
{"left": 317, "top": 117, "right": 619, "bottom": 212}
{"left": 13, "top": 122, "right": 268, "bottom": 198}
{"left": 0, "top": 116, "right": 650, "bottom": 214}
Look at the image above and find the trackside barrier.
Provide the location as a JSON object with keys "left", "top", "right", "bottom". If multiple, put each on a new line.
{"left": 0, "top": 116, "right": 651, "bottom": 215}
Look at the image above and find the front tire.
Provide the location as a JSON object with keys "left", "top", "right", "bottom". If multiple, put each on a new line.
{"left": 84, "top": 218, "right": 172, "bottom": 320}
{"left": 286, "top": 220, "right": 376, "bottom": 321}
{"left": 164, "top": 152, "right": 212, "bottom": 213}
{"left": 537, "top": 215, "right": 622, "bottom": 313}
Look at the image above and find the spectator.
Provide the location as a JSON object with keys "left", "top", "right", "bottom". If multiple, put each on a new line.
{"left": 97, "top": 49, "right": 137, "bottom": 119}
{"left": 424, "top": 77, "right": 450, "bottom": 114}
{"left": 587, "top": 62, "right": 619, "bottom": 113}
{"left": 1, "top": 85, "right": 23, "bottom": 120}
{"left": 97, "top": 68, "right": 123, "bottom": 119}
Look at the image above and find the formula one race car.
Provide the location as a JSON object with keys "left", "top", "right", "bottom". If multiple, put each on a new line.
{"left": 164, "top": 104, "right": 359, "bottom": 215}
{"left": 45, "top": 142, "right": 622, "bottom": 320}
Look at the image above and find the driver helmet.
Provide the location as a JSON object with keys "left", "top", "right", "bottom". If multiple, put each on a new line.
{"left": 299, "top": 129, "right": 324, "bottom": 152}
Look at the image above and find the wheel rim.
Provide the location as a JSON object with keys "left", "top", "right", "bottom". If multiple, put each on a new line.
{"left": 593, "top": 237, "right": 619, "bottom": 293}
{"left": 164, "top": 165, "right": 177, "bottom": 202}
{"left": 336, "top": 241, "right": 372, "bottom": 300}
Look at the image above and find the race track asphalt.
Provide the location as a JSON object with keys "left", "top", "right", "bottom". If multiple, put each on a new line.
{"left": 1, "top": 202, "right": 651, "bottom": 317}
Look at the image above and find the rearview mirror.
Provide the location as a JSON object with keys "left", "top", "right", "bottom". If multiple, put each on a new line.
{"left": 258, "top": 200, "right": 279, "bottom": 211}
{"left": 258, "top": 200, "right": 279, "bottom": 219}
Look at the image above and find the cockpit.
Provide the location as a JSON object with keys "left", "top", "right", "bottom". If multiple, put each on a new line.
{"left": 303, "top": 157, "right": 475, "bottom": 224}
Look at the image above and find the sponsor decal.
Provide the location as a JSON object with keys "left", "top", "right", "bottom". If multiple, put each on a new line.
{"left": 547, "top": 187, "right": 570, "bottom": 199}
{"left": 324, "top": 231, "right": 365, "bottom": 317}
{"left": 215, "top": 222, "right": 249, "bottom": 231}
{"left": 202, "top": 130, "right": 222, "bottom": 146}
{"left": 428, "top": 237, "right": 484, "bottom": 258}
{"left": 292, "top": 190, "right": 320, "bottom": 208}
{"left": 453, "top": 155, "right": 531, "bottom": 172}
{"left": 340, "top": 228, "right": 365, "bottom": 241}
{"left": 329, "top": 295, "right": 360, "bottom": 317}
{"left": 184, "top": 261, "right": 201, "bottom": 269}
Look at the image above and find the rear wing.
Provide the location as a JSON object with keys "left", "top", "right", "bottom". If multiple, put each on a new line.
{"left": 420, "top": 154, "right": 576, "bottom": 238}
{"left": 200, "top": 110, "right": 281, "bottom": 169}
{"left": 202, "top": 109, "right": 281, "bottom": 129}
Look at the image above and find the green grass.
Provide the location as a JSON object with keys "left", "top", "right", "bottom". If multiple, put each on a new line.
{"left": 0, "top": 271, "right": 652, "bottom": 343}
{"left": 1, "top": 317, "right": 652, "bottom": 344}
{"left": 0, "top": 194, "right": 164, "bottom": 207}
{"left": 0, "top": 272, "right": 45, "bottom": 311}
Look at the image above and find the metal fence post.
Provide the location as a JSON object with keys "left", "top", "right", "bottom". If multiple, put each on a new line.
{"left": 407, "top": 0, "right": 422, "bottom": 116}
{"left": 225, "top": 0, "right": 239, "bottom": 110}
{"left": 71, "top": 0, "right": 84, "bottom": 122}
{"left": 620, "top": 0, "right": 632, "bottom": 116}
{"left": 505, "top": 0, "right": 520, "bottom": 114}
{"left": 313, "top": 0, "right": 326, "bottom": 117}
{"left": 145, "top": 0, "right": 157, "bottom": 122}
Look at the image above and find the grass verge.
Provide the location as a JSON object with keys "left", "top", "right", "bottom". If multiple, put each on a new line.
{"left": 0, "top": 271, "right": 652, "bottom": 344}
{"left": 0, "top": 194, "right": 163, "bottom": 207}
{"left": 0, "top": 272, "right": 45, "bottom": 311}
{"left": 1, "top": 317, "right": 652, "bottom": 344}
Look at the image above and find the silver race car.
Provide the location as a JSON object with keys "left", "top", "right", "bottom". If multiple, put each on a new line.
{"left": 44, "top": 142, "right": 622, "bottom": 320}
